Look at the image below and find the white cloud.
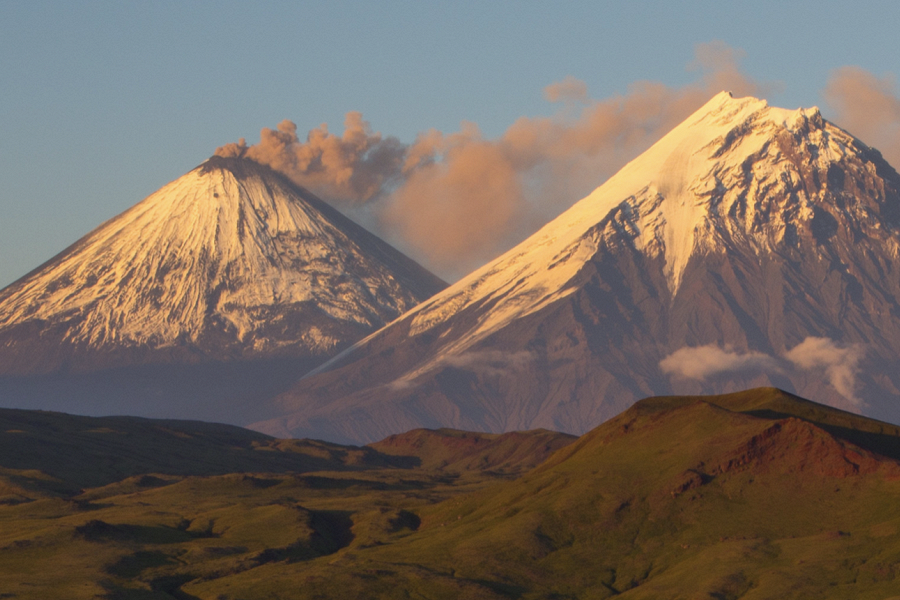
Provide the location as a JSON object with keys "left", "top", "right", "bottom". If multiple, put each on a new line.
{"left": 659, "top": 345, "right": 780, "bottom": 380}
{"left": 785, "top": 337, "right": 865, "bottom": 405}
{"left": 443, "top": 350, "right": 535, "bottom": 376}
{"left": 660, "top": 337, "right": 866, "bottom": 406}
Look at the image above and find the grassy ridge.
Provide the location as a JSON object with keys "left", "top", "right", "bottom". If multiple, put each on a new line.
{"left": 3, "top": 388, "right": 900, "bottom": 598}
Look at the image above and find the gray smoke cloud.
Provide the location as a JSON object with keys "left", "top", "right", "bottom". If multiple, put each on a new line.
{"left": 543, "top": 75, "right": 589, "bottom": 104}
{"left": 215, "top": 113, "right": 406, "bottom": 205}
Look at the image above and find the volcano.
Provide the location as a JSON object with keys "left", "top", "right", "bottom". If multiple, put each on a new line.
{"left": 254, "top": 92, "right": 900, "bottom": 443}
{"left": 0, "top": 156, "right": 445, "bottom": 422}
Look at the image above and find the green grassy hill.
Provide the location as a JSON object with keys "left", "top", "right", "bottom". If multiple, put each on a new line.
{"left": 3, "top": 388, "right": 900, "bottom": 599}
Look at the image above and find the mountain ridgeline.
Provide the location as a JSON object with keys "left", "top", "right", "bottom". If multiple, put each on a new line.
{"left": 255, "top": 92, "right": 900, "bottom": 443}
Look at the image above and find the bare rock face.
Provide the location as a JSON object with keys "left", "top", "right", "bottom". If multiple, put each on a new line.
{"left": 0, "top": 156, "right": 445, "bottom": 422}
{"left": 254, "top": 92, "right": 900, "bottom": 443}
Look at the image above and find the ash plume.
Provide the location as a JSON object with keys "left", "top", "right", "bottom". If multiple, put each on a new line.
{"left": 380, "top": 40, "right": 774, "bottom": 277}
{"left": 543, "top": 75, "right": 589, "bottom": 104}
{"left": 215, "top": 113, "right": 406, "bottom": 205}
{"left": 221, "top": 40, "right": 900, "bottom": 281}
{"left": 823, "top": 66, "right": 900, "bottom": 168}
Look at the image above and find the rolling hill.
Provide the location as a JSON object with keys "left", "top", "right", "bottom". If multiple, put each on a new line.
{"left": 3, "top": 388, "right": 900, "bottom": 598}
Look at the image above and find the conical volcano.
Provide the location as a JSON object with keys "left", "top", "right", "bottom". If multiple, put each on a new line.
{"left": 255, "top": 92, "right": 900, "bottom": 443}
{"left": 0, "top": 156, "right": 445, "bottom": 374}
{"left": 0, "top": 156, "right": 445, "bottom": 423}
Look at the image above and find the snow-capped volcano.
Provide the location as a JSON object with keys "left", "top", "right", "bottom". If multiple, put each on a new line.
{"left": 254, "top": 92, "right": 900, "bottom": 443}
{"left": 0, "top": 156, "right": 445, "bottom": 375}
{"left": 395, "top": 92, "right": 860, "bottom": 346}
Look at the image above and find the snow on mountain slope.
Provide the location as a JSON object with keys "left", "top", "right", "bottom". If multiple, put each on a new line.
{"left": 0, "top": 156, "right": 446, "bottom": 375}
{"left": 256, "top": 92, "right": 900, "bottom": 443}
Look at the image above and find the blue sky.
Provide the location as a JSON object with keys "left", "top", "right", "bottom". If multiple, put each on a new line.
{"left": 3, "top": 1, "right": 900, "bottom": 286}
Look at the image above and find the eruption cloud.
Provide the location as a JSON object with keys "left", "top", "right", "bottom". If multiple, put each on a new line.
{"left": 215, "top": 113, "right": 406, "bottom": 205}
{"left": 215, "top": 41, "right": 891, "bottom": 281}
{"left": 543, "top": 75, "right": 589, "bottom": 104}
{"left": 380, "top": 40, "right": 775, "bottom": 276}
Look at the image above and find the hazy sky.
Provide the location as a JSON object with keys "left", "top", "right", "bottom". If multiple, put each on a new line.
{"left": 3, "top": 1, "right": 900, "bottom": 286}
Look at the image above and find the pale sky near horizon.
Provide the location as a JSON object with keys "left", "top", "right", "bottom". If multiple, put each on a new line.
{"left": 2, "top": 1, "right": 900, "bottom": 287}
